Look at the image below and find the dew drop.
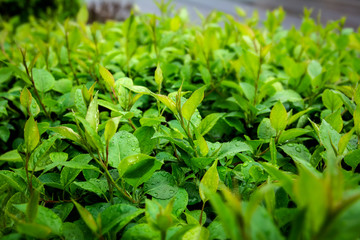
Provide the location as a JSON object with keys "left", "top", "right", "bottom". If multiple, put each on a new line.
{"left": 295, "top": 146, "right": 301, "bottom": 153}
{"left": 288, "top": 143, "right": 294, "bottom": 147}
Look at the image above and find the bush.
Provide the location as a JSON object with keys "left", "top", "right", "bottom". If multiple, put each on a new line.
{"left": 0, "top": 0, "right": 82, "bottom": 22}
{"left": 0, "top": 3, "right": 360, "bottom": 239}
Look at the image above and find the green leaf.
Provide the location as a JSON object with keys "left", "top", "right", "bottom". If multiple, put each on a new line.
{"left": 99, "top": 66, "right": 115, "bottom": 89}
{"left": 241, "top": 49, "right": 260, "bottom": 79}
{"left": 190, "top": 157, "right": 216, "bottom": 169}
{"left": 195, "top": 128, "right": 209, "bottom": 157}
{"left": 320, "top": 198, "right": 360, "bottom": 240}
{"left": 29, "top": 97, "right": 40, "bottom": 117}
{"left": 208, "top": 220, "right": 228, "bottom": 240}
{"left": 206, "top": 191, "right": 242, "bottom": 239}
{"left": 101, "top": 204, "right": 144, "bottom": 234}
{"left": 0, "top": 67, "right": 13, "bottom": 85}
{"left": 217, "top": 140, "right": 252, "bottom": 159}
{"left": 32, "top": 68, "right": 55, "bottom": 92}
{"left": 75, "top": 89, "right": 87, "bottom": 117}
{"left": 24, "top": 116, "right": 40, "bottom": 153}
{"left": 322, "top": 89, "right": 343, "bottom": 112}
{"left": 155, "top": 94, "right": 177, "bottom": 114}
{"left": 258, "top": 118, "right": 277, "bottom": 139}
{"left": 280, "top": 143, "right": 314, "bottom": 171}
{"left": 197, "top": 113, "right": 224, "bottom": 136}
{"left": 0, "top": 170, "right": 27, "bottom": 191}
{"left": 295, "top": 166, "right": 327, "bottom": 232}
{"left": 0, "top": 150, "right": 22, "bottom": 162}
{"left": 85, "top": 92, "right": 99, "bottom": 132}
{"left": 199, "top": 159, "right": 219, "bottom": 202}
{"left": 122, "top": 223, "right": 160, "bottom": 240}
{"left": 15, "top": 204, "right": 63, "bottom": 235}
{"left": 250, "top": 205, "right": 285, "bottom": 240}
{"left": 50, "top": 126, "right": 82, "bottom": 144}
{"left": 49, "top": 152, "right": 68, "bottom": 163}
{"left": 354, "top": 106, "right": 360, "bottom": 135}
{"left": 75, "top": 114, "right": 103, "bottom": 152}
{"left": 333, "top": 90, "right": 356, "bottom": 115}
{"left": 270, "top": 101, "right": 287, "bottom": 132}
{"left": 26, "top": 190, "right": 39, "bottom": 222}
{"left": 63, "top": 222, "right": 84, "bottom": 240}
{"left": 338, "top": 128, "right": 355, "bottom": 155}
{"left": 261, "top": 163, "right": 295, "bottom": 199}
{"left": 240, "top": 82, "right": 255, "bottom": 102}
{"left": 319, "top": 120, "right": 341, "bottom": 153}
{"left": 28, "top": 135, "right": 58, "bottom": 171}
{"left": 134, "top": 126, "right": 157, "bottom": 154}
{"left": 118, "top": 154, "right": 163, "bottom": 188}
{"left": 182, "top": 226, "right": 210, "bottom": 240}
{"left": 144, "top": 171, "right": 179, "bottom": 200}
{"left": 355, "top": 86, "right": 360, "bottom": 105}
{"left": 104, "top": 118, "right": 118, "bottom": 145}
{"left": 20, "top": 87, "right": 32, "bottom": 111}
{"left": 0, "top": 125, "right": 10, "bottom": 142}
{"left": 155, "top": 64, "right": 163, "bottom": 87}
{"left": 278, "top": 128, "right": 311, "bottom": 144}
{"left": 307, "top": 60, "right": 322, "bottom": 79}
{"left": 73, "top": 178, "right": 108, "bottom": 198}
{"left": 344, "top": 149, "right": 360, "bottom": 169}
{"left": 16, "top": 222, "right": 51, "bottom": 239}
{"left": 76, "top": 4, "right": 89, "bottom": 24}
{"left": 72, "top": 200, "right": 98, "bottom": 234}
{"left": 60, "top": 154, "right": 92, "bottom": 187}
{"left": 108, "top": 131, "right": 140, "bottom": 168}
{"left": 53, "top": 79, "right": 72, "bottom": 94}
{"left": 324, "top": 108, "right": 343, "bottom": 132}
{"left": 156, "top": 188, "right": 188, "bottom": 217}
{"left": 182, "top": 86, "right": 206, "bottom": 121}
{"left": 287, "top": 108, "right": 313, "bottom": 125}
{"left": 185, "top": 210, "right": 207, "bottom": 225}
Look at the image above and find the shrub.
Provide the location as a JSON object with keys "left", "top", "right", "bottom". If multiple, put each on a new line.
{"left": 0, "top": 2, "right": 360, "bottom": 239}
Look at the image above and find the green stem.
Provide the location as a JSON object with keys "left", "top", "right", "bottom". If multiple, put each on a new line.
{"left": 21, "top": 49, "right": 52, "bottom": 120}
{"left": 161, "top": 231, "right": 167, "bottom": 240}
{"left": 25, "top": 152, "right": 33, "bottom": 193}
{"left": 199, "top": 202, "right": 205, "bottom": 225}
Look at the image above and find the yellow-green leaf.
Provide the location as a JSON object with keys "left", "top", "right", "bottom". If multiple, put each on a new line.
{"left": 322, "top": 89, "right": 343, "bottom": 112}
{"left": 50, "top": 126, "right": 82, "bottom": 144}
{"left": 155, "top": 94, "right": 177, "bottom": 114}
{"left": 182, "top": 86, "right": 206, "bottom": 121}
{"left": 85, "top": 92, "right": 99, "bottom": 132}
{"left": 72, "top": 200, "right": 98, "bottom": 234}
{"left": 338, "top": 128, "right": 355, "bottom": 155}
{"left": 20, "top": 87, "right": 32, "bottom": 112}
{"left": 104, "top": 118, "right": 118, "bottom": 145}
{"left": 99, "top": 66, "right": 115, "bottom": 89}
{"left": 195, "top": 128, "right": 208, "bottom": 157}
{"left": 354, "top": 106, "right": 360, "bottom": 135}
{"left": 155, "top": 64, "right": 163, "bottom": 88}
{"left": 24, "top": 116, "right": 40, "bottom": 153}
{"left": 16, "top": 222, "right": 51, "bottom": 239}
{"left": 270, "top": 101, "right": 287, "bottom": 132}
{"left": 199, "top": 159, "right": 219, "bottom": 202}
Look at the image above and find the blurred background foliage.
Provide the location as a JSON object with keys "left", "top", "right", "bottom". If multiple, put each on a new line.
{"left": 0, "top": 0, "right": 82, "bottom": 23}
